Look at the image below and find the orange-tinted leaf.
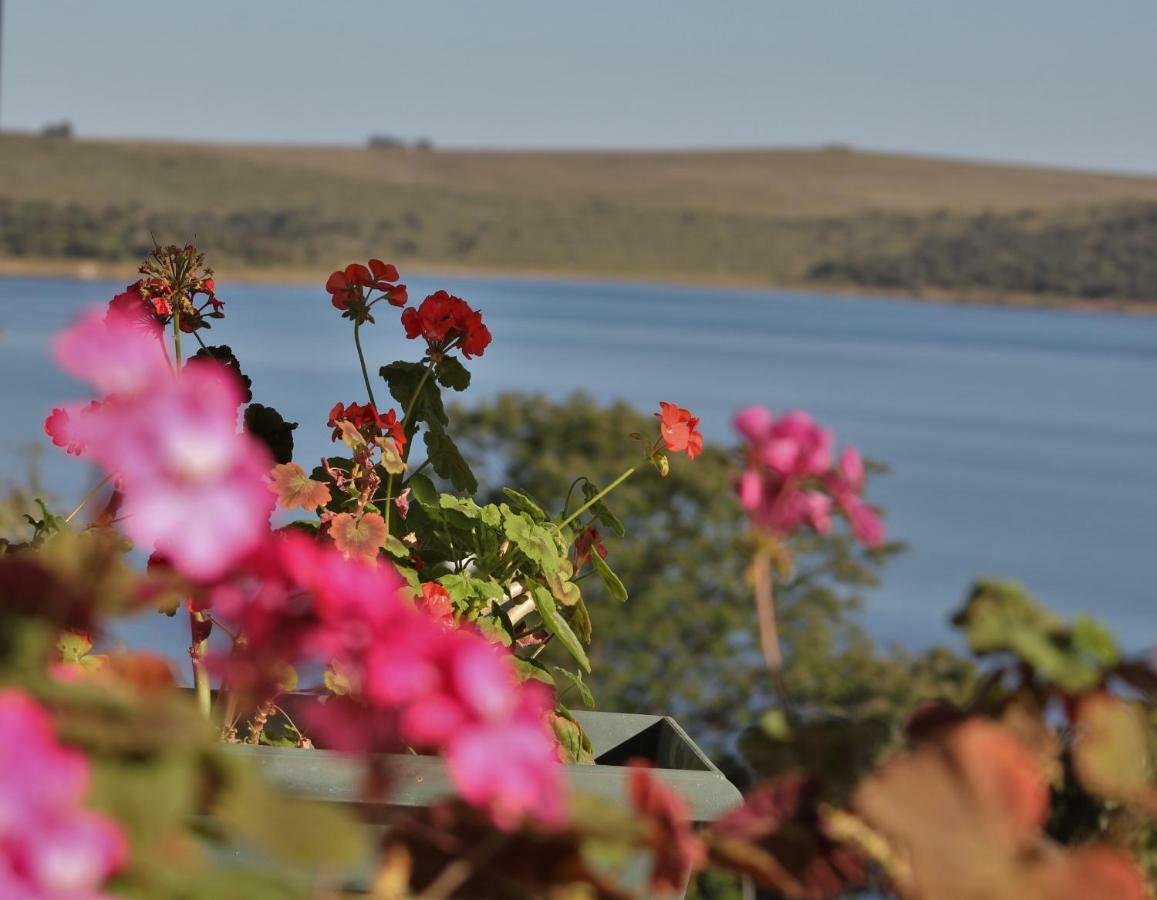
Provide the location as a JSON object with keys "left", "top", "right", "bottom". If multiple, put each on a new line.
{"left": 269, "top": 462, "right": 332, "bottom": 510}
{"left": 330, "top": 512, "right": 388, "bottom": 562}
{"left": 852, "top": 719, "right": 1050, "bottom": 900}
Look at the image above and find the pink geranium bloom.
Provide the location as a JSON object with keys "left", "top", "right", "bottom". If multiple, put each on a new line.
{"left": 53, "top": 307, "right": 168, "bottom": 396}
{"left": 209, "top": 533, "right": 567, "bottom": 829}
{"left": 51, "top": 306, "right": 273, "bottom": 580}
{"left": 0, "top": 691, "right": 126, "bottom": 898}
{"left": 734, "top": 406, "right": 883, "bottom": 547}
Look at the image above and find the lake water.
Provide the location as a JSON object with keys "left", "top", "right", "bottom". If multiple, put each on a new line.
{"left": 1, "top": 274, "right": 1154, "bottom": 656}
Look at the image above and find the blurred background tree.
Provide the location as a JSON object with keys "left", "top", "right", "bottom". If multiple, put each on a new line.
{"left": 454, "top": 392, "right": 975, "bottom": 762}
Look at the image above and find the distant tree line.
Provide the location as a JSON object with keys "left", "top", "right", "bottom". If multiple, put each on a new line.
{"left": 808, "top": 203, "right": 1157, "bottom": 300}
{"left": 3, "top": 194, "right": 1157, "bottom": 303}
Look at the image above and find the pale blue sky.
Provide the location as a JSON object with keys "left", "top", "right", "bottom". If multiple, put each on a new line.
{"left": 4, "top": 1, "right": 1156, "bottom": 173}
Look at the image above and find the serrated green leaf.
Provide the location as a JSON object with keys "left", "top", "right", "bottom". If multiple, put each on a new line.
{"left": 502, "top": 487, "right": 548, "bottom": 523}
{"left": 550, "top": 706, "right": 595, "bottom": 764}
{"left": 475, "top": 613, "right": 513, "bottom": 647}
{"left": 590, "top": 548, "right": 628, "bottom": 602}
{"left": 502, "top": 507, "right": 563, "bottom": 572}
{"left": 530, "top": 584, "right": 590, "bottom": 672}
{"left": 435, "top": 355, "right": 471, "bottom": 391}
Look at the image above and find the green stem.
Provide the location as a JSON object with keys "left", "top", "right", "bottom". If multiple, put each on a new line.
{"left": 353, "top": 320, "right": 378, "bottom": 408}
{"left": 558, "top": 466, "right": 636, "bottom": 530}
{"left": 64, "top": 475, "right": 112, "bottom": 525}
{"left": 172, "top": 304, "right": 183, "bottom": 366}
{"left": 385, "top": 363, "right": 434, "bottom": 534}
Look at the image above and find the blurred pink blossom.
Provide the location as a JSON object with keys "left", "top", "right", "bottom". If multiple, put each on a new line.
{"left": 734, "top": 406, "right": 884, "bottom": 546}
{"left": 0, "top": 691, "right": 126, "bottom": 898}
{"left": 49, "top": 307, "right": 272, "bottom": 581}
{"left": 210, "top": 534, "right": 566, "bottom": 829}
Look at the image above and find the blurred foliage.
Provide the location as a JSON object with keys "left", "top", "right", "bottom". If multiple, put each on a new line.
{"left": 453, "top": 392, "right": 976, "bottom": 758}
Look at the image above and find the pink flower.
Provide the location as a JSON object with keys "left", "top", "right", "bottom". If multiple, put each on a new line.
{"left": 52, "top": 306, "right": 273, "bottom": 581}
{"left": 734, "top": 406, "right": 883, "bottom": 546}
{"left": 53, "top": 307, "right": 169, "bottom": 397}
{"left": 0, "top": 691, "right": 126, "bottom": 897}
{"left": 209, "top": 534, "right": 566, "bottom": 829}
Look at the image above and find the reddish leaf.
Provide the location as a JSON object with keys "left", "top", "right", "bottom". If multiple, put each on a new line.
{"left": 330, "top": 512, "right": 388, "bottom": 562}
{"left": 268, "top": 462, "right": 331, "bottom": 511}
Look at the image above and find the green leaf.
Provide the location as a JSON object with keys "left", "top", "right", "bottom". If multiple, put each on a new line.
{"left": 1073, "top": 694, "right": 1156, "bottom": 809}
{"left": 513, "top": 657, "right": 555, "bottom": 686}
{"left": 530, "top": 584, "right": 590, "bottom": 672}
{"left": 382, "top": 534, "right": 409, "bottom": 559}
{"left": 380, "top": 360, "right": 447, "bottom": 428}
{"left": 589, "top": 548, "right": 628, "bottom": 602}
{"left": 951, "top": 579, "right": 1106, "bottom": 692}
{"left": 553, "top": 667, "right": 596, "bottom": 708}
{"left": 501, "top": 506, "right": 563, "bottom": 572}
{"left": 435, "top": 355, "right": 471, "bottom": 391}
{"left": 57, "top": 631, "right": 93, "bottom": 662}
{"left": 406, "top": 472, "right": 439, "bottom": 510}
{"left": 475, "top": 612, "right": 513, "bottom": 647}
{"left": 502, "top": 487, "right": 548, "bottom": 523}
{"left": 1071, "top": 616, "right": 1119, "bottom": 668}
{"left": 438, "top": 495, "right": 500, "bottom": 528}
{"left": 244, "top": 403, "right": 298, "bottom": 464}
{"left": 423, "top": 429, "right": 478, "bottom": 493}
{"left": 550, "top": 706, "right": 595, "bottom": 764}
{"left": 437, "top": 573, "right": 505, "bottom": 611}
{"left": 581, "top": 481, "right": 626, "bottom": 537}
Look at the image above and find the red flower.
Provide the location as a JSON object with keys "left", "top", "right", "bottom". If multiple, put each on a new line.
{"left": 401, "top": 291, "right": 492, "bottom": 359}
{"left": 44, "top": 404, "right": 99, "bottom": 456}
{"left": 655, "top": 402, "right": 703, "bottom": 461}
{"left": 327, "top": 260, "right": 406, "bottom": 319}
{"left": 327, "top": 401, "right": 406, "bottom": 453}
{"left": 417, "top": 582, "right": 454, "bottom": 624}
{"left": 325, "top": 263, "right": 373, "bottom": 312}
{"left": 573, "top": 526, "right": 607, "bottom": 570}
{"left": 368, "top": 258, "right": 408, "bottom": 307}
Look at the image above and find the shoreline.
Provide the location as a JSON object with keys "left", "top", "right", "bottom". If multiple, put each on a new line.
{"left": 2, "top": 256, "right": 1154, "bottom": 317}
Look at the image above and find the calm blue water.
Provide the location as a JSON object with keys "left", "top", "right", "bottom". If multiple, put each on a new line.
{"left": 2, "top": 275, "right": 1155, "bottom": 657}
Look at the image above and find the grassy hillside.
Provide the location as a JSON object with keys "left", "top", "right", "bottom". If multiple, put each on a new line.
{"left": 3, "top": 133, "right": 1157, "bottom": 306}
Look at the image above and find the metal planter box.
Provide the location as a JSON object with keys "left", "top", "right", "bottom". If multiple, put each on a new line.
{"left": 228, "top": 709, "right": 742, "bottom": 896}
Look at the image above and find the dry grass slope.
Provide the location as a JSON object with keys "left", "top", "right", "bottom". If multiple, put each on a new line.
{"left": 3, "top": 134, "right": 1157, "bottom": 305}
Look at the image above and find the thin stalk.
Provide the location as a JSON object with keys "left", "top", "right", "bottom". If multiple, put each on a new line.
{"left": 64, "top": 474, "right": 111, "bottom": 525}
{"left": 353, "top": 320, "right": 378, "bottom": 408}
{"left": 189, "top": 609, "right": 212, "bottom": 719}
{"left": 752, "top": 549, "right": 797, "bottom": 718}
{"left": 385, "top": 363, "right": 434, "bottom": 534}
{"left": 558, "top": 466, "right": 636, "bottom": 530}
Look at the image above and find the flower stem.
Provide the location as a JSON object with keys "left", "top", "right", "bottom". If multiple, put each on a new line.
{"left": 189, "top": 609, "right": 212, "bottom": 719}
{"left": 385, "top": 363, "right": 434, "bottom": 534}
{"left": 64, "top": 475, "right": 112, "bottom": 525}
{"left": 558, "top": 467, "right": 636, "bottom": 530}
{"left": 172, "top": 306, "right": 183, "bottom": 367}
{"left": 353, "top": 320, "right": 378, "bottom": 408}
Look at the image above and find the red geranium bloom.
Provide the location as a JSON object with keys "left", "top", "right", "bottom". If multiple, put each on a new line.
{"left": 417, "top": 582, "right": 454, "bottom": 624}
{"left": 367, "top": 258, "right": 408, "bottom": 307}
{"left": 401, "top": 290, "right": 492, "bottom": 359}
{"left": 325, "top": 263, "right": 373, "bottom": 311}
{"left": 327, "top": 401, "right": 406, "bottom": 454}
{"left": 655, "top": 402, "right": 703, "bottom": 461}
